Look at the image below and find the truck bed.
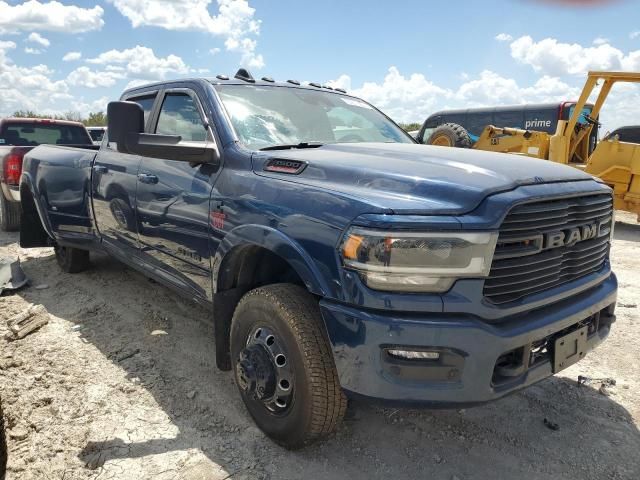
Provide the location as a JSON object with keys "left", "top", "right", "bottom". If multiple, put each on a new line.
{"left": 22, "top": 144, "right": 99, "bottom": 236}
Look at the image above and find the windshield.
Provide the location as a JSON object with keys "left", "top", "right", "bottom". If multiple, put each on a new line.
{"left": 213, "top": 84, "right": 413, "bottom": 150}
{"left": 0, "top": 122, "right": 92, "bottom": 146}
{"left": 566, "top": 104, "right": 594, "bottom": 125}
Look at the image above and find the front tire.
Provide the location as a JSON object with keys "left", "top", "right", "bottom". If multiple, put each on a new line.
{"left": 426, "top": 122, "right": 473, "bottom": 148}
{"left": 230, "top": 284, "right": 347, "bottom": 449}
{"left": 0, "top": 194, "right": 20, "bottom": 232}
{"left": 55, "top": 245, "right": 90, "bottom": 273}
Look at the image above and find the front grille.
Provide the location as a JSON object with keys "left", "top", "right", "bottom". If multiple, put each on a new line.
{"left": 484, "top": 193, "right": 613, "bottom": 304}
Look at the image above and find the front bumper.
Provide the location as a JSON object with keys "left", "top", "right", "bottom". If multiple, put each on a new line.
{"left": 320, "top": 273, "right": 617, "bottom": 406}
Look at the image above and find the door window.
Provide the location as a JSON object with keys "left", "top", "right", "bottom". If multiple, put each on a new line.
{"left": 126, "top": 94, "right": 157, "bottom": 126}
{"left": 155, "top": 93, "right": 207, "bottom": 142}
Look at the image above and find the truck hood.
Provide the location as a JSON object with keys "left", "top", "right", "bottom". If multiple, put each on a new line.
{"left": 253, "top": 143, "right": 593, "bottom": 215}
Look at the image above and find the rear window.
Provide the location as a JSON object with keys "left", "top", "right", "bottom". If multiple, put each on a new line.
{"left": 88, "top": 129, "right": 105, "bottom": 142}
{"left": 0, "top": 122, "right": 92, "bottom": 146}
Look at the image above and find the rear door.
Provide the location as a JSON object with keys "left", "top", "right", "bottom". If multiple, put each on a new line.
{"left": 91, "top": 92, "right": 157, "bottom": 254}
{"left": 134, "top": 87, "right": 219, "bottom": 301}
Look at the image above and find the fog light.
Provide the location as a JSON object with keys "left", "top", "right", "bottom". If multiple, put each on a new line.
{"left": 387, "top": 349, "right": 440, "bottom": 360}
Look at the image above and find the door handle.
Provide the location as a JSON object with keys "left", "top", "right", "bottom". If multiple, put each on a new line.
{"left": 138, "top": 173, "right": 159, "bottom": 184}
{"left": 93, "top": 165, "right": 108, "bottom": 174}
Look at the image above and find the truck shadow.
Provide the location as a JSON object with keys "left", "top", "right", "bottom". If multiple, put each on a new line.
{"left": 11, "top": 249, "right": 640, "bottom": 480}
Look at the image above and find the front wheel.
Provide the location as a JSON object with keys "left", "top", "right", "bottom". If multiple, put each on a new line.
{"left": 54, "top": 245, "right": 90, "bottom": 273}
{"left": 426, "top": 122, "right": 473, "bottom": 148}
{"left": 230, "top": 284, "right": 347, "bottom": 449}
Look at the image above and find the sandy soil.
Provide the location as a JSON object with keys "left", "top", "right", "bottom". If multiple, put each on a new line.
{"left": 0, "top": 214, "right": 639, "bottom": 480}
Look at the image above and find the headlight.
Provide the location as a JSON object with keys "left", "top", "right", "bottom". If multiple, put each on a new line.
{"left": 340, "top": 228, "right": 498, "bottom": 292}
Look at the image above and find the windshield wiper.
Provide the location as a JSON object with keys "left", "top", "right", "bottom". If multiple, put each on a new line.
{"left": 259, "top": 141, "right": 324, "bottom": 151}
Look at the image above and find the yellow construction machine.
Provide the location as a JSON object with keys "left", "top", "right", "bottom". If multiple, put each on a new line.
{"left": 426, "top": 71, "right": 640, "bottom": 219}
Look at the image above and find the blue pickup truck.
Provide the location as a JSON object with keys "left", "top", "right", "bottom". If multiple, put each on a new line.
{"left": 19, "top": 70, "right": 617, "bottom": 448}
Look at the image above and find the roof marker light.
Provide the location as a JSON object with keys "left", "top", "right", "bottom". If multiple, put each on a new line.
{"left": 234, "top": 68, "right": 255, "bottom": 83}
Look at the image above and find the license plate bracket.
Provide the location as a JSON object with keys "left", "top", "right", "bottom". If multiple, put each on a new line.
{"left": 553, "top": 326, "right": 588, "bottom": 373}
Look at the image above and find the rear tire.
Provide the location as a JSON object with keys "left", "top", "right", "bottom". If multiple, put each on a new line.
{"left": 426, "top": 122, "right": 473, "bottom": 148}
{"left": 0, "top": 194, "right": 20, "bottom": 232}
{"left": 230, "top": 284, "right": 347, "bottom": 449}
{"left": 55, "top": 245, "right": 90, "bottom": 273}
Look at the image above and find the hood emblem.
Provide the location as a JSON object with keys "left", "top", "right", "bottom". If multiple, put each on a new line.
{"left": 264, "top": 158, "right": 308, "bottom": 175}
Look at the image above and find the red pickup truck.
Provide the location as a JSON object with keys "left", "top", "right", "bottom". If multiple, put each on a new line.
{"left": 0, "top": 118, "right": 94, "bottom": 231}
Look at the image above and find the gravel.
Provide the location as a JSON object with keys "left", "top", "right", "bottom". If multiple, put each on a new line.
{"left": 0, "top": 214, "right": 639, "bottom": 480}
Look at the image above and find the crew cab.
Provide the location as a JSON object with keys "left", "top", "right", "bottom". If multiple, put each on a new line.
{"left": 19, "top": 70, "right": 617, "bottom": 448}
{"left": 0, "top": 118, "right": 94, "bottom": 231}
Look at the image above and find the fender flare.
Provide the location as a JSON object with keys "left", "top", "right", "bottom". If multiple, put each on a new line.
{"left": 213, "top": 224, "right": 331, "bottom": 297}
{"left": 211, "top": 224, "right": 335, "bottom": 370}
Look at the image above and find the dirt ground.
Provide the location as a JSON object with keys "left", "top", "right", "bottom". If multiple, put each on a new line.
{"left": 0, "top": 214, "right": 639, "bottom": 480}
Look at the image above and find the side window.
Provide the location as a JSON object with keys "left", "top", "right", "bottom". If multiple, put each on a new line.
{"left": 155, "top": 93, "right": 207, "bottom": 142}
{"left": 126, "top": 94, "right": 157, "bottom": 126}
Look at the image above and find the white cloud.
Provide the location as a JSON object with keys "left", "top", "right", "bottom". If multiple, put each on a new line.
{"left": 509, "top": 35, "right": 640, "bottom": 76}
{"left": 71, "top": 96, "right": 109, "bottom": 115}
{"left": 24, "top": 46, "right": 42, "bottom": 54}
{"left": 62, "top": 51, "right": 82, "bottom": 61}
{"left": 495, "top": 33, "right": 513, "bottom": 42}
{"left": 326, "top": 65, "right": 636, "bottom": 131}
{"left": 210, "top": 47, "right": 221, "bottom": 55}
{"left": 0, "top": 47, "right": 71, "bottom": 116}
{"left": 0, "top": 1, "right": 104, "bottom": 34}
{"left": 108, "top": 0, "right": 264, "bottom": 68}
{"left": 631, "top": 31, "right": 640, "bottom": 40}
{"left": 329, "top": 67, "right": 451, "bottom": 123}
{"left": 326, "top": 74, "right": 351, "bottom": 91}
{"left": 27, "top": 32, "right": 50, "bottom": 47}
{"left": 87, "top": 45, "right": 189, "bottom": 80}
{"left": 593, "top": 36, "right": 609, "bottom": 46}
{"left": 67, "top": 66, "right": 124, "bottom": 88}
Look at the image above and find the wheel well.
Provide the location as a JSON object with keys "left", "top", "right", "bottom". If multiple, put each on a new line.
{"left": 219, "top": 245, "right": 305, "bottom": 291}
{"left": 213, "top": 245, "right": 306, "bottom": 371}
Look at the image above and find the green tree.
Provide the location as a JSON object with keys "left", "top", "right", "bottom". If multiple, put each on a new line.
{"left": 85, "top": 111, "right": 107, "bottom": 127}
{"left": 11, "top": 110, "right": 107, "bottom": 127}
{"left": 398, "top": 122, "right": 422, "bottom": 132}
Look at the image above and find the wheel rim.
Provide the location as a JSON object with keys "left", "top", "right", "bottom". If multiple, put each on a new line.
{"left": 236, "top": 326, "right": 294, "bottom": 414}
{"left": 431, "top": 134, "right": 453, "bottom": 146}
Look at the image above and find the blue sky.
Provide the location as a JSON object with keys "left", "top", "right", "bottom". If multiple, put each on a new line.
{"left": 1, "top": 0, "right": 639, "bottom": 129}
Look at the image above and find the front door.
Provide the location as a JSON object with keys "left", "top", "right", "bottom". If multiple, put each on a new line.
{"left": 92, "top": 93, "right": 157, "bottom": 256}
{"left": 135, "top": 89, "right": 218, "bottom": 302}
